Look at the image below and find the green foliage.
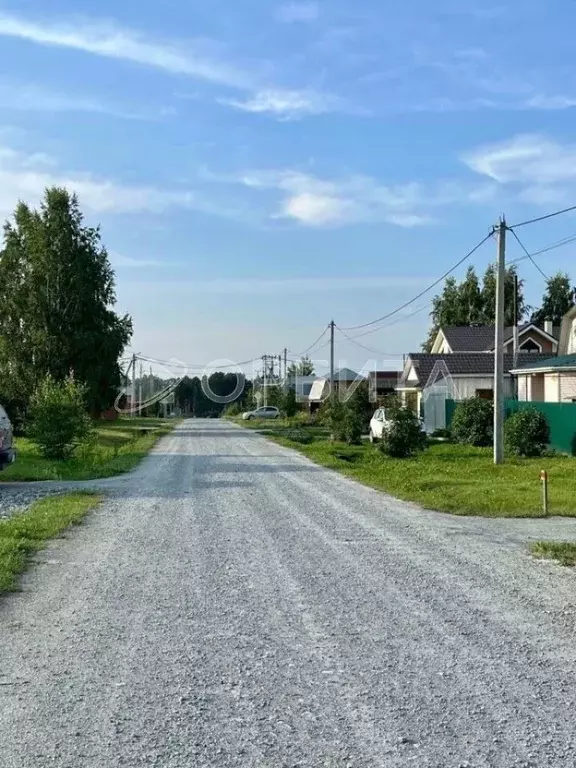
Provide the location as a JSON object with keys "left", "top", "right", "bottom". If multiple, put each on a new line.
{"left": 423, "top": 265, "right": 526, "bottom": 350}
{"left": 174, "top": 374, "right": 250, "bottom": 417}
{"left": 266, "top": 385, "right": 283, "bottom": 408}
{"left": 531, "top": 272, "right": 574, "bottom": 327}
{"left": 380, "top": 407, "right": 427, "bottom": 458}
{"left": 28, "top": 376, "right": 94, "bottom": 460}
{"left": 320, "top": 395, "right": 348, "bottom": 441}
{"left": 0, "top": 188, "right": 132, "bottom": 416}
{"left": 451, "top": 397, "right": 494, "bottom": 447}
{"left": 345, "top": 382, "right": 373, "bottom": 432}
{"left": 505, "top": 408, "right": 550, "bottom": 457}
{"left": 282, "top": 387, "right": 299, "bottom": 418}
{"left": 287, "top": 355, "right": 315, "bottom": 377}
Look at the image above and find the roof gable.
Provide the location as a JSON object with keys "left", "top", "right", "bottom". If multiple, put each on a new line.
{"left": 400, "top": 353, "right": 553, "bottom": 388}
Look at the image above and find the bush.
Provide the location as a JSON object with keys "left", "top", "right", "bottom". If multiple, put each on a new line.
{"left": 282, "top": 388, "right": 299, "bottom": 419}
{"left": 28, "top": 376, "right": 94, "bottom": 459}
{"left": 380, "top": 407, "right": 427, "bottom": 458}
{"left": 320, "top": 395, "right": 347, "bottom": 442}
{"left": 505, "top": 408, "right": 550, "bottom": 457}
{"left": 451, "top": 398, "right": 493, "bottom": 447}
{"left": 222, "top": 401, "right": 243, "bottom": 417}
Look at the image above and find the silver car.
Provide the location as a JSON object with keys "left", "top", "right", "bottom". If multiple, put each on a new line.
{"left": 242, "top": 406, "right": 280, "bottom": 421}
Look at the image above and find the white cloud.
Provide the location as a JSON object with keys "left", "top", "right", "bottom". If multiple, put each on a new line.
{"left": 0, "top": 145, "right": 210, "bottom": 218}
{"left": 463, "top": 134, "right": 576, "bottom": 185}
{"left": 221, "top": 88, "right": 340, "bottom": 118}
{"left": 234, "top": 170, "right": 454, "bottom": 227}
{"left": 0, "top": 12, "right": 250, "bottom": 89}
{"left": 110, "top": 252, "right": 165, "bottom": 268}
{"left": 276, "top": 2, "right": 320, "bottom": 23}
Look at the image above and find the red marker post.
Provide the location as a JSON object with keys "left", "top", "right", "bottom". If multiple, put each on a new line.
{"left": 540, "top": 470, "right": 549, "bottom": 517}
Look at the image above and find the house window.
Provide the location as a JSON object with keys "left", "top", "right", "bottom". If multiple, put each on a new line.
{"left": 475, "top": 389, "right": 493, "bottom": 400}
{"left": 519, "top": 338, "right": 541, "bottom": 353}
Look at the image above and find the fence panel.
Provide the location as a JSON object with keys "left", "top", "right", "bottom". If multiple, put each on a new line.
{"left": 505, "top": 401, "right": 576, "bottom": 455}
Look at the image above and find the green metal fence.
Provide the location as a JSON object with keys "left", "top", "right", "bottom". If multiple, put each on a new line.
{"left": 505, "top": 401, "right": 576, "bottom": 455}
{"left": 445, "top": 398, "right": 576, "bottom": 455}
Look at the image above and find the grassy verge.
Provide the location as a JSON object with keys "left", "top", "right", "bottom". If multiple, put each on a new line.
{"left": 530, "top": 541, "right": 576, "bottom": 566}
{"left": 235, "top": 419, "right": 576, "bottom": 517}
{"left": 1, "top": 417, "right": 176, "bottom": 482}
{"left": 0, "top": 493, "right": 101, "bottom": 592}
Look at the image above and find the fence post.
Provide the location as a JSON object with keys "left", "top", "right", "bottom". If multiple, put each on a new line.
{"left": 540, "top": 470, "right": 549, "bottom": 517}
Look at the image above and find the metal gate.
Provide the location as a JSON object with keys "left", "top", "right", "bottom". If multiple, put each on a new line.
{"left": 422, "top": 360, "right": 460, "bottom": 435}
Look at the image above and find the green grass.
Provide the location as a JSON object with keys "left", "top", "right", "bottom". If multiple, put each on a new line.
{"left": 0, "top": 493, "right": 101, "bottom": 592}
{"left": 530, "top": 541, "right": 576, "bottom": 566}
{"left": 1, "top": 417, "right": 176, "bottom": 482}
{"left": 235, "top": 419, "right": 576, "bottom": 517}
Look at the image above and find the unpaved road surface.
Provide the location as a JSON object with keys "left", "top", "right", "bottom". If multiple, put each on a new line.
{"left": 2, "top": 420, "right": 576, "bottom": 767}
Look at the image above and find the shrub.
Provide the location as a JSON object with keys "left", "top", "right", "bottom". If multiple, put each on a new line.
{"left": 451, "top": 397, "right": 493, "bottom": 447}
{"left": 320, "top": 395, "right": 347, "bottom": 442}
{"left": 380, "top": 407, "right": 427, "bottom": 458}
{"left": 223, "top": 401, "right": 242, "bottom": 417}
{"left": 28, "top": 376, "right": 94, "bottom": 460}
{"left": 282, "top": 388, "right": 299, "bottom": 419}
{"left": 505, "top": 408, "right": 550, "bottom": 457}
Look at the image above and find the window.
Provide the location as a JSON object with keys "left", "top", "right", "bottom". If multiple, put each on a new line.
{"left": 519, "top": 338, "right": 541, "bottom": 353}
{"left": 476, "top": 389, "right": 493, "bottom": 400}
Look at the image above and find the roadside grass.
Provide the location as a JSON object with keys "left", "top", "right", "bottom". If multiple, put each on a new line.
{"left": 0, "top": 493, "right": 101, "bottom": 592}
{"left": 1, "top": 417, "right": 176, "bottom": 482}
{"left": 530, "top": 541, "right": 576, "bottom": 566}
{"left": 234, "top": 419, "right": 576, "bottom": 517}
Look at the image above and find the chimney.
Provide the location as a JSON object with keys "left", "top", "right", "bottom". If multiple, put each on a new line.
{"left": 544, "top": 320, "right": 553, "bottom": 336}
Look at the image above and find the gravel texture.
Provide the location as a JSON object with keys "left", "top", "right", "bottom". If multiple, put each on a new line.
{"left": 2, "top": 419, "right": 576, "bottom": 767}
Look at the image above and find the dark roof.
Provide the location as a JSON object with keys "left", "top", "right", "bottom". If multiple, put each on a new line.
{"left": 513, "top": 354, "right": 576, "bottom": 372}
{"left": 368, "top": 371, "right": 401, "bottom": 380}
{"left": 400, "top": 353, "right": 553, "bottom": 388}
{"left": 442, "top": 323, "right": 560, "bottom": 352}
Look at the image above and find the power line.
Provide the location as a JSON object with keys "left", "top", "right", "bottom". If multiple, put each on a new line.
{"left": 343, "top": 302, "right": 431, "bottom": 341}
{"left": 290, "top": 324, "right": 330, "bottom": 358}
{"left": 508, "top": 227, "right": 549, "bottom": 280}
{"left": 339, "top": 232, "right": 493, "bottom": 332}
{"left": 509, "top": 203, "right": 576, "bottom": 229}
{"left": 336, "top": 325, "right": 405, "bottom": 357}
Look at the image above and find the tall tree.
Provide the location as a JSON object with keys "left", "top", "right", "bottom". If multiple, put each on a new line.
{"left": 531, "top": 272, "right": 574, "bottom": 327}
{"left": 457, "top": 266, "right": 484, "bottom": 325}
{"left": 287, "top": 355, "right": 315, "bottom": 377}
{"left": 480, "top": 264, "right": 526, "bottom": 326}
{"left": 0, "top": 188, "right": 132, "bottom": 415}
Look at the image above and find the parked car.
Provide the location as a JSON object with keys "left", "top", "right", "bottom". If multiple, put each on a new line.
{"left": 0, "top": 405, "right": 15, "bottom": 469}
{"left": 369, "top": 407, "right": 424, "bottom": 442}
{"left": 369, "top": 408, "right": 391, "bottom": 443}
{"left": 242, "top": 406, "right": 280, "bottom": 421}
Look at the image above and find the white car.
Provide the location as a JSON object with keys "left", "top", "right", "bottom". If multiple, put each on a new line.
{"left": 369, "top": 408, "right": 392, "bottom": 443}
{"left": 242, "top": 406, "right": 280, "bottom": 421}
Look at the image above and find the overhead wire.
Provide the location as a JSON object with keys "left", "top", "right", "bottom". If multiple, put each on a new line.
{"left": 508, "top": 227, "right": 549, "bottom": 280}
{"left": 339, "top": 232, "right": 493, "bottom": 332}
{"left": 508, "top": 203, "right": 576, "bottom": 229}
{"left": 335, "top": 325, "right": 405, "bottom": 357}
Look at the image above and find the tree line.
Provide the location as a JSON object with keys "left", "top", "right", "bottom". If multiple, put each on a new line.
{"left": 0, "top": 188, "right": 132, "bottom": 428}
{"left": 424, "top": 265, "right": 574, "bottom": 350}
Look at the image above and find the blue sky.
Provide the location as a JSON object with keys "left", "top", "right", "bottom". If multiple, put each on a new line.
{"left": 1, "top": 0, "right": 576, "bottom": 376}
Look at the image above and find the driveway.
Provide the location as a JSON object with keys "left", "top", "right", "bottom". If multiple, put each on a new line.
{"left": 1, "top": 419, "right": 576, "bottom": 767}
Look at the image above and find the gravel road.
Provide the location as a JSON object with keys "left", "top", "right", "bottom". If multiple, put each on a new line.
{"left": 2, "top": 419, "right": 576, "bottom": 767}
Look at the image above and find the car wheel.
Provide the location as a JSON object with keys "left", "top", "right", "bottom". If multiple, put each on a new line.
{"left": 369, "top": 431, "right": 376, "bottom": 443}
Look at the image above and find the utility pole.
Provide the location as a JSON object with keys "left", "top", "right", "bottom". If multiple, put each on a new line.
{"left": 494, "top": 217, "right": 506, "bottom": 465}
{"left": 138, "top": 360, "right": 143, "bottom": 415}
{"left": 131, "top": 353, "right": 137, "bottom": 415}
{"left": 262, "top": 355, "right": 268, "bottom": 407}
{"left": 329, "top": 320, "right": 335, "bottom": 397}
{"left": 284, "top": 348, "right": 288, "bottom": 389}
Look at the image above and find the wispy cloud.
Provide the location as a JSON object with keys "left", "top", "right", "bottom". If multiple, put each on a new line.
{"left": 462, "top": 133, "right": 576, "bottom": 207}
{"left": 233, "top": 169, "right": 483, "bottom": 228}
{"left": 221, "top": 88, "right": 342, "bottom": 119}
{"left": 276, "top": 2, "right": 320, "bottom": 23}
{"left": 0, "top": 12, "right": 251, "bottom": 88}
{"left": 110, "top": 252, "right": 165, "bottom": 268}
{"left": 0, "top": 144, "right": 231, "bottom": 219}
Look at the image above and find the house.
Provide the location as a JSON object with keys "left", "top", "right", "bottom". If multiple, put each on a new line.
{"left": 308, "top": 368, "right": 363, "bottom": 410}
{"left": 512, "top": 306, "right": 576, "bottom": 402}
{"left": 398, "top": 353, "right": 552, "bottom": 414}
{"left": 367, "top": 370, "right": 400, "bottom": 402}
{"left": 431, "top": 321, "right": 559, "bottom": 355}
{"left": 286, "top": 375, "right": 317, "bottom": 403}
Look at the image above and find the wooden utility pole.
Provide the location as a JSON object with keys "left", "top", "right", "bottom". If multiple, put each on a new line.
{"left": 329, "top": 320, "right": 335, "bottom": 397}
{"left": 494, "top": 217, "right": 506, "bottom": 465}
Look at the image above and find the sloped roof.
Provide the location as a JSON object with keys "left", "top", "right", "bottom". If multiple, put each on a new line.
{"left": 442, "top": 324, "right": 560, "bottom": 352}
{"left": 512, "top": 354, "right": 576, "bottom": 373}
{"left": 400, "top": 353, "right": 553, "bottom": 388}
{"left": 333, "top": 367, "right": 362, "bottom": 381}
